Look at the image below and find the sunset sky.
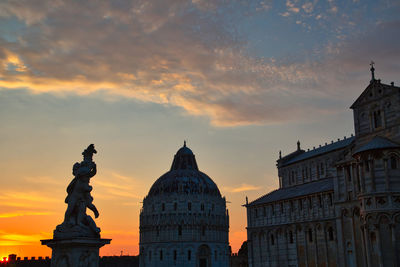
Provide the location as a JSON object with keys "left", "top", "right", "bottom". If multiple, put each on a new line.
{"left": 0, "top": 0, "right": 400, "bottom": 259}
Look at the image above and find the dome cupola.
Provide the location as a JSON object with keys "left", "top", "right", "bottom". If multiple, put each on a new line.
{"left": 147, "top": 142, "right": 221, "bottom": 197}
{"left": 170, "top": 141, "right": 199, "bottom": 171}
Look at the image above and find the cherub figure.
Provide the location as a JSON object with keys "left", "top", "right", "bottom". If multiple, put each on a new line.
{"left": 63, "top": 144, "right": 100, "bottom": 235}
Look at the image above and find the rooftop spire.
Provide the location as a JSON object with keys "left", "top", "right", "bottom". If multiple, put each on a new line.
{"left": 370, "top": 61, "right": 375, "bottom": 82}
{"left": 297, "top": 140, "right": 301, "bottom": 151}
{"left": 184, "top": 140, "right": 187, "bottom": 147}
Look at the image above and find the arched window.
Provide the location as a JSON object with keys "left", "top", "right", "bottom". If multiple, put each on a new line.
{"left": 365, "top": 160, "right": 370, "bottom": 172}
{"left": 370, "top": 232, "right": 377, "bottom": 244}
{"left": 188, "top": 250, "right": 191, "bottom": 261}
{"left": 263, "top": 206, "right": 266, "bottom": 216}
{"left": 201, "top": 203, "right": 204, "bottom": 211}
{"left": 328, "top": 227, "right": 334, "bottom": 241}
{"left": 178, "top": 225, "right": 182, "bottom": 236}
{"left": 202, "top": 226, "right": 206, "bottom": 236}
{"left": 271, "top": 234, "right": 275, "bottom": 245}
{"left": 162, "top": 203, "right": 165, "bottom": 211}
{"left": 149, "top": 251, "right": 152, "bottom": 261}
{"left": 308, "top": 229, "right": 313, "bottom": 242}
{"left": 173, "top": 250, "right": 177, "bottom": 261}
{"left": 214, "top": 250, "right": 217, "bottom": 260}
{"left": 174, "top": 202, "right": 177, "bottom": 211}
{"left": 373, "top": 110, "right": 382, "bottom": 128}
{"left": 391, "top": 156, "right": 398, "bottom": 169}
{"left": 289, "top": 231, "right": 294, "bottom": 244}
{"left": 188, "top": 202, "right": 192, "bottom": 211}
{"left": 160, "top": 250, "right": 163, "bottom": 261}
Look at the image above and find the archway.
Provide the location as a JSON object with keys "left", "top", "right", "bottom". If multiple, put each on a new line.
{"left": 197, "top": 244, "right": 211, "bottom": 267}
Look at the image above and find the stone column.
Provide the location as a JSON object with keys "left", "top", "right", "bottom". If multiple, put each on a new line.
{"left": 295, "top": 226, "right": 300, "bottom": 267}
{"left": 350, "top": 215, "right": 357, "bottom": 266}
{"left": 374, "top": 225, "right": 384, "bottom": 267}
{"left": 285, "top": 230, "right": 289, "bottom": 267}
{"left": 391, "top": 224, "right": 398, "bottom": 267}
{"left": 384, "top": 158, "right": 389, "bottom": 191}
{"left": 336, "top": 216, "right": 346, "bottom": 267}
{"left": 362, "top": 225, "right": 372, "bottom": 267}
{"left": 343, "top": 166, "right": 349, "bottom": 201}
{"left": 323, "top": 224, "right": 329, "bottom": 267}
{"left": 360, "top": 163, "right": 366, "bottom": 192}
{"left": 266, "top": 230, "right": 271, "bottom": 267}
{"left": 370, "top": 159, "right": 376, "bottom": 191}
{"left": 276, "top": 230, "right": 281, "bottom": 266}
{"left": 41, "top": 238, "right": 111, "bottom": 267}
{"left": 304, "top": 227, "right": 308, "bottom": 267}
{"left": 314, "top": 226, "right": 319, "bottom": 267}
{"left": 248, "top": 238, "right": 254, "bottom": 267}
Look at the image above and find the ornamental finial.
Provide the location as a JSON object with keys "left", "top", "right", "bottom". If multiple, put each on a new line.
{"left": 184, "top": 140, "right": 187, "bottom": 147}
{"left": 370, "top": 61, "right": 375, "bottom": 82}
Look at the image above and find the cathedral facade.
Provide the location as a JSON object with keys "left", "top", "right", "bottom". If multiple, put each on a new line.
{"left": 139, "top": 143, "right": 230, "bottom": 267}
{"left": 246, "top": 68, "right": 400, "bottom": 267}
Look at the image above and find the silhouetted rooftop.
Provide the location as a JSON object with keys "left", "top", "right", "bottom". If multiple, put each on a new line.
{"left": 354, "top": 136, "right": 400, "bottom": 154}
{"left": 248, "top": 178, "right": 333, "bottom": 206}
{"left": 280, "top": 137, "right": 354, "bottom": 167}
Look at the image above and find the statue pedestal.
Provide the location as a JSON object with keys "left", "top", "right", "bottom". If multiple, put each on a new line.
{"left": 41, "top": 238, "right": 111, "bottom": 267}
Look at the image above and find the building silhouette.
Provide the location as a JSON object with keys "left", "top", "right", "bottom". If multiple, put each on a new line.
{"left": 246, "top": 66, "right": 400, "bottom": 267}
{"left": 0, "top": 254, "right": 138, "bottom": 267}
{"left": 139, "top": 143, "right": 230, "bottom": 267}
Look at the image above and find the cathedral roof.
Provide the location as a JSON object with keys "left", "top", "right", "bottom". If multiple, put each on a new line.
{"left": 279, "top": 137, "right": 355, "bottom": 167}
{"left": 353, "top": 136, "right": 400, "bottom": 155}
{"left": 147, "top": 143, "right": 221, "bottom": 197}
{"left": 247, "top": 178, "right": 333, "bottom": 206}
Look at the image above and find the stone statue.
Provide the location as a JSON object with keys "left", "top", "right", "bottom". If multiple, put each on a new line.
{"left": 55, "top": 144, "right": 101, "bottom": 238}
{"left": 42, "top": 144, "right": 111, "bottom": 267}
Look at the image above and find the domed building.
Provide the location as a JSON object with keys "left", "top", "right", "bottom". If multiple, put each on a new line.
{"left": 139, "top": 142, "right": 230, "bottom": 267}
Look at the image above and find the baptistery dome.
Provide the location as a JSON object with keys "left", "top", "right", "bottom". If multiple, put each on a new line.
{"left": 139, "top": 143, "right": 229, "bottom": 267}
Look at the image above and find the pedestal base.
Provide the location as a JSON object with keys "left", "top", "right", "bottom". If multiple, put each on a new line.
{"left": 41, "top": 238, "right": 111, "bottom": 267}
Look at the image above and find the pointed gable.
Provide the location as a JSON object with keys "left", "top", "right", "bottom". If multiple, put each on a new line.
{"left": 350, "top": 80, "right": 399, "bottom": 109}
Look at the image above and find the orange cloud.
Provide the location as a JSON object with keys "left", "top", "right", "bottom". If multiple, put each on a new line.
{"left": 0, "top": 232, "right": 49, "bottom": 246}
{"left": 0, "top": 211, "right": 52, "bottom": 218}
{"left": 223, "top": 184, "right": 262, "bottom": 193}
{"left": 1, "top": 50, "right": 27, "bottom": 72}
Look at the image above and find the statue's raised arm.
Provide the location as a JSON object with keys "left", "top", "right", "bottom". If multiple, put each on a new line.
{"left": 56, "top": 144, "right": 101, "bottom": 239}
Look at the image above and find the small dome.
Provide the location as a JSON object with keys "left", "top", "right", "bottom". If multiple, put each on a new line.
{"left": 147, "top": 143, "right": 221, "bottom": 197}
